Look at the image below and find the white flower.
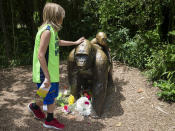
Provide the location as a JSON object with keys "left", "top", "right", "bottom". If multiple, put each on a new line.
{"left": 75, "top": 97, "right": 92, "bottom": 116}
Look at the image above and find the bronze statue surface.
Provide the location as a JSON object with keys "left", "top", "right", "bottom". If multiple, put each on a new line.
{"left": 67, "top": 32, "right": 112, "bottom": 116}
{"left": 96, "top": 32, "right": 107, "bottom": 47}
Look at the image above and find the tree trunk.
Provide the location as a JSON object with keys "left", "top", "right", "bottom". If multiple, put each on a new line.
{"left": 10, "top": 0, "right": 16, "bottom": 58}
{"left": 159, "top": 1, "right": 169, "bottom": 42}
{"left": 159, "top": 0, "right": 175, "bottom": 43}
{"left": 0, "top": 0, "right": 10, "bottom": 58}
{"left": 168, "top": 0, "right": 175, "bottom": 43}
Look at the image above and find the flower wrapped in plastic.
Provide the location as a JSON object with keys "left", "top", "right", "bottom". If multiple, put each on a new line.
{"left": 68, "top": 95, "right": 75, "bottom": 105}
{"left": 75, "top": 97, "right": 92, "bottom": 116}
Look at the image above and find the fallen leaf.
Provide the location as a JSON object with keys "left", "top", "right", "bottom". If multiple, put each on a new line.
{"left": 68, "top": 115, "right": 76, "bottom": 119}
{"left": 63, "top": 85, "right": 68, "bottom": 89}
{"left": 137, "top": 88, "right": 144, "bottom": 93}
{"left": 116, "top": 122, "right": 122, "bottom": 127}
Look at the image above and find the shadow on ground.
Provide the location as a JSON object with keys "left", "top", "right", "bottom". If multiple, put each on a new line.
{"left": 59, "top": 61, "right": 127, "bottom": 119}
{"left": 101, "top": 76, "right": 127, "bottom": 118}
{"left": 0, "top": 104, "right": 105, "bottom": 131}
{"left": 0, "top": 66, "right": 105, "bottom": 131}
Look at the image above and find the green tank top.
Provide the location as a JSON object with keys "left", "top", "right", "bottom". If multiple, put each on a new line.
{"left": 33, "top": 24, "right": 59, "bottom": 83}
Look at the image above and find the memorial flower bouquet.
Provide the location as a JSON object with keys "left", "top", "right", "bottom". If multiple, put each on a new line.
{"left": 75, "top": 96, "right": 92, "bottom": 116}
{"left": 57, "top": 87, "right": 92, "bottom": 116}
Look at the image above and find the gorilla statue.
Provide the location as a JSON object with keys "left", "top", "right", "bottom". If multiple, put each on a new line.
{"left": 67, "top": 32, "right": 112, "bottom": 116}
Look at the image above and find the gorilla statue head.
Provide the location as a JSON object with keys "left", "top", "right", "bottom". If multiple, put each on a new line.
{"left": 96, "top": 32, "right": 107, "bottom": 47}
{"left": 74, "top": 40, "right": 94, "bottom": 70}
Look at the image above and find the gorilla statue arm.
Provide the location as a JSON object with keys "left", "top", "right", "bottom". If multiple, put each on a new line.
{"left": 92, "top": 49, "right": 109, "bottom": 116}
{"left": 67, "top": 49, "right": 80, "bottom": 99}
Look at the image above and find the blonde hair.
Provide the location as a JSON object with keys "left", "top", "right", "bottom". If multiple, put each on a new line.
{"left": 41, "top": 2, "right": 65, "bottom": 31}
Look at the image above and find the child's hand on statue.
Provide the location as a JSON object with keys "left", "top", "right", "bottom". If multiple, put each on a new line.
{"left": 75, "top": 37, "right": 85, "bottom": 45}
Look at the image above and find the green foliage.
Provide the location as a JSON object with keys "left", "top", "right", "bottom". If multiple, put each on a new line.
{"left": 83, "top": 0, "right": 175, "bottom": 101}
{"left": 83, "top": 0, "right": 161, "bottom": 69}
{"left": 33, "top": 11, "right": 40, "bottom": 24}
{"left": 145, "top": 44, "right": 175, "bottom": 80}
{"left": 168, "top": 30, "right": 175, "bottom": 36}
{"left": 145, "top": 44, "right": 175, "bottom": 101}
{"left": 154, "top": 80, "right": 175, "bottom": 101}
{"left": 115, "top": 33, "right": 149, "bottom": 69}
{"left": 109, "top": 27, "right": 160, "bottom": 69}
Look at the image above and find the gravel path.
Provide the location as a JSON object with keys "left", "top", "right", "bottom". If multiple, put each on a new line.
{"left": 0, "top": 61, "right": 174, "bottom": 131}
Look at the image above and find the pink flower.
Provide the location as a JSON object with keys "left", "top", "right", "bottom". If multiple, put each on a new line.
{"left": 85, "top": 101, "right": 89, "bottom": 105}
{"left": 86, "top": 95, "right": 90, "bottom": 100}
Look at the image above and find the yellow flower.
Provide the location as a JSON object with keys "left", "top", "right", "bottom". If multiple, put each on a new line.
{"left": 68, "top": 95, "right": 75, "bottom": 105}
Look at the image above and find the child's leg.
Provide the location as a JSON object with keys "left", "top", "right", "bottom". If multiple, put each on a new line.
{"left": 45, "top": 98, "right": 56, "bottom": 121}
{"left": 46, "top": 103, "right": 55, "bottom": 122}
{"left": 47, "top": 102, "right": 55, "bottom": 113}
{"left": 28, "top": 83, "right": 45, "bottom": 119}
{"left": 36, "top": 101, "right": 43, "bottom": 106}
{"left": 35, "top": 100, "right": 44, "bottom": 110}
{"left": 28, "top": 101, "right": 46, "bottom": 119}
{"left": 43, "top": 83, "right": 64, "bottom": 129}
{"left": 43, "top": 84, "right": 57, "bottom": 121}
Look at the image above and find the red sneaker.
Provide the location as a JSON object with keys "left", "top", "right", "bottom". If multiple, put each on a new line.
{"left": 43, "top": 118, "right": 65, "bottom": 130}
{"left": 28, "top": 103, "right": 45, "bottom": 120}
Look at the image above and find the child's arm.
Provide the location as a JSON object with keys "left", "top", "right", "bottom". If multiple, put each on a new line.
{"left": 38, "top": 30, "right": 51, "bottom": 87}
{"left": 59, "top": 37, "right": 85, "bottom": 46}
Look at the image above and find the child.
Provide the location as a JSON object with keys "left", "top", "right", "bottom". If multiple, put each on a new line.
{"left": 28, "top": 2, "right": 85, "bottom": 130}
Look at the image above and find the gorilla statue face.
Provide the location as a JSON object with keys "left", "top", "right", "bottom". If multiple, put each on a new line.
{"left": 75, "top": 54, "right": 88, "bottom": 68}
{"left": 75, "top": 40, "right": 92, "bottom": 70}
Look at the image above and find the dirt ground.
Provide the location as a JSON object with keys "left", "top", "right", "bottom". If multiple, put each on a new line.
{"left": 0, "top": 61, "right": 175, "bottom": 131}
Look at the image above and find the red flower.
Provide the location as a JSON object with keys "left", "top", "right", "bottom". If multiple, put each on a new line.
{"left": 84, "top": 92, "right": 88, "bottom": 96}
{"left": 64, "top": 105, "right": 68, "bottom": 111}
{"left": 85, "top": 101, "right": 89, "bottom": 105}
{"left": 84, "top": 92, "right": 91, "bottom": 100}
{"left": 63, "top": 85, "right": 68, "bottom": 89}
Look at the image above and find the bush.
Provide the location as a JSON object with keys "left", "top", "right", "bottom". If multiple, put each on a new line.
{"left": 145, "top": 44, "right": 175, "bottom": 80}
{"left": 145, "top": 44, "right": 175, "bottom": 101}
{"left": 154, "top": 80, "right": 175, "bottom": 101}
